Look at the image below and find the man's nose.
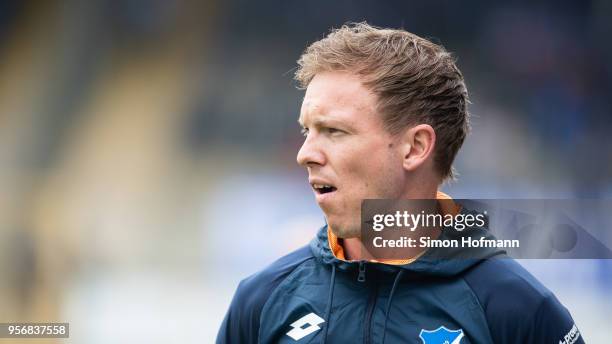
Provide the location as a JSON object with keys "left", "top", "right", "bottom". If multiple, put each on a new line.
{"left": 297, "top": 135, "right": 325, "bottom": 167}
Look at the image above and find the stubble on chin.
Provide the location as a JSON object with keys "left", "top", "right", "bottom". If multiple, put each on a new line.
{"left": 328, "top": 218, "right": 361, "bottom": 239}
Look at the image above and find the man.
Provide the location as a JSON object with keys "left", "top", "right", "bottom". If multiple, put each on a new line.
{"left": 217, "top": 23, "right": 584, "bottom": 344}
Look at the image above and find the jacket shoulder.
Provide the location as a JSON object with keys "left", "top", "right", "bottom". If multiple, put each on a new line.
{"left": 240, "top": 245, "right": 314, "bottom": 299}
{"left": 463, "top": 258, "right": 584, "bottom": 344}
{"left": 216, "top": 245, "right": 314, "bottom": 344}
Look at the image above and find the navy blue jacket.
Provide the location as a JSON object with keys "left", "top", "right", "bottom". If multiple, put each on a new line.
{"left": 217, "top": 224, "right": 584, "bottom": 343}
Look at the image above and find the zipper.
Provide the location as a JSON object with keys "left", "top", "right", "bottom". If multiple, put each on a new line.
{"left": 358, "top": 261, "right": 377, "bottom": 344}
{"left": 358, "top": 261, "right": 366, "bottom": 282}
{"left": 363, "top": 277, "right": 378, "bottom": 344}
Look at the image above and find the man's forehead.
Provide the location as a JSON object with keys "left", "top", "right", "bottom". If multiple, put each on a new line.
{"left": 298, "top": 99, "right": 326, "bottom": 125}
{"left": 298, "top": 99, "right": 354, "bottom": 127}
{"left": 298, "top": 74, "right": 377, "bottom": 125}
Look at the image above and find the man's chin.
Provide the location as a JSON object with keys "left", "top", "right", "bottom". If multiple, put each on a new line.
{"left": 328, "top": 223, "right": 361, "bottom": 239}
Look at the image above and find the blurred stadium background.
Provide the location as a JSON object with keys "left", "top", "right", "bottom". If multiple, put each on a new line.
{"left": 0, "top": 0, "right": 610, "bottom": 343}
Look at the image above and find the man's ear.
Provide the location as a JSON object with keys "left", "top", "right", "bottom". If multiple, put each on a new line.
{"left": 400, "top": 124, "right": 436, "bottom": 172}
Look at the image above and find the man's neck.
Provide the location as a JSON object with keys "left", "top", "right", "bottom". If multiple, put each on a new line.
{"left": 341, "top": 188, "right": 444, "bottom": 261}
{"left": 342, "top": 237, "right": 372, "bottom": 261}
{"left": 341, "top": 231, "right": 442, "bottom": 261}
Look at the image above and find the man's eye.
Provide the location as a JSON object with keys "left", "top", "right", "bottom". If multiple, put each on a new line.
{"left": 300, "top": 128, "right": 309, "bottom": 137}
{"left": 326, "top": 128, "right": 342, "bottom": 135}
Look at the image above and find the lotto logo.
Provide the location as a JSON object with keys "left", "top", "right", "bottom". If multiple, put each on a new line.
{"left": 286, "top": 312, "right": 325, "bottom": 341}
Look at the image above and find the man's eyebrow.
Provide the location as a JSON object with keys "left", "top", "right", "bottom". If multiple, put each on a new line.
{"left": 298, "top": 114, "right": 352, "bottom": 130}
{"left": 311, "top": 118, "right": 350, "bottom": 129}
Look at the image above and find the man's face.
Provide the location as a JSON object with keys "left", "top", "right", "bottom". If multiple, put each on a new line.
{"left": 297, "top": 71, "right": 406, "bottom": 238}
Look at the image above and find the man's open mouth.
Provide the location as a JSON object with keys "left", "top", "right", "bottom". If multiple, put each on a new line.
{"left": 312, "top": 183, "right": 337, "bottom": 194}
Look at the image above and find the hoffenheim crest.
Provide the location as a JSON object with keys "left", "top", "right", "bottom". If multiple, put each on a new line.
{"left": 419, "top": 326, "right": 464, "bottom": 344}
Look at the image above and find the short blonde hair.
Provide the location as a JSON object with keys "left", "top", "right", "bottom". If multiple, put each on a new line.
{"left": 295, "top": 22, "right": 470, "bottom": 180}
